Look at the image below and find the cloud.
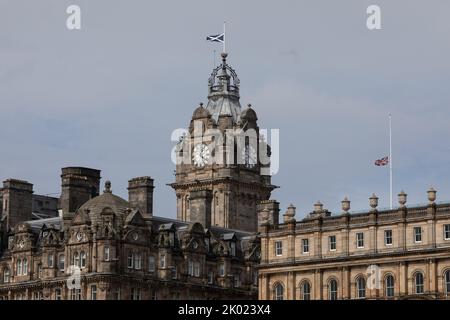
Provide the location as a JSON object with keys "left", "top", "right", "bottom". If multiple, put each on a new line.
{"left": 1, "top": 0, "right": 449, "bottom": 221}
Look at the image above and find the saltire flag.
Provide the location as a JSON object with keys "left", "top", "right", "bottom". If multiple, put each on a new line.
{"left": 206, "top": 34, "right": 224, "bottom": 43}
{"left": 374, "top": 156, "right": 389, "bottom": 166}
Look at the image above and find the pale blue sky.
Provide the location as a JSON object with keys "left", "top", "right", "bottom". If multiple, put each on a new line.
{"left": 1, "top": 0, "right": 450, "bottom": 219}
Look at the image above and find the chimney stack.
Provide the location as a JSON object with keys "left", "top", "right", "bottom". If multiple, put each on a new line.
{"left": 60, "top": 167, "right": 101, "bottom": 225}
{"left": 128, "top": 176, "right": 154, "bottom": 215}
{"left": 2, "top": 179, "right": 33, "bottom": 230}
{"left": 257, "top": 200, "right": 280, "bottom": 226}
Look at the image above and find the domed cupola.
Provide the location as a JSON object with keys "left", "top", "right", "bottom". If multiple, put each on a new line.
{"left": 192, "top": 102, "right": 210, "bottom": 120}
{"left": 206, "top": 53, "right": 242, "bottom": 126}
{"left": 241, "top": 104, "right": 258, "bottom": 121}
{"left": 77, "top": 181, "right": 129, "bottom": 225}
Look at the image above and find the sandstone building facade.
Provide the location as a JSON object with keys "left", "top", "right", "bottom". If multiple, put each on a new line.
{"left": 0, "top": 53, "right": 267, "bottom": 300}
{"left": 258, "top": 191, "right": 450, "bottom": 300}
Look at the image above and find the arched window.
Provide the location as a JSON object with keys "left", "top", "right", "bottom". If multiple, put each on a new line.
{"left": 385, "top": 274, "right": 395, "bottom": 297}
{"left": 274, "top": 283, "right": 284, "bottom": 300}
{"left": 73, "top": 252, "right": 80, "bottom": 267}
{"left": 328, "top": 279, "right": 338, "bottom": 300}
{"left": 445, "top": 270, "right": 450, "bottom": 295}
{"left": 80, "top": 251, "right": 86, "bottom": 268}
{"left": 300, "top": 281, "right": 311, "bottom": 300}
{"left": 356, "top": 276, "right": 366, "bottom": 299}
{"left": 415, "top": 272, "right": 424, "bottom": 294}
{"left": 16, "top": 259, "right": 22, "bottom": 276}
{"left": 3, "top": 268, "right": 10, "bottom": 283}
{"left": 23, "top": 258, "right": 28, "bottom": 275}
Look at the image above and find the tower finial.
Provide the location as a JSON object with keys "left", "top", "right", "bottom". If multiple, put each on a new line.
{"left": 104, "top": 180, "right": 112, "bottom": 193}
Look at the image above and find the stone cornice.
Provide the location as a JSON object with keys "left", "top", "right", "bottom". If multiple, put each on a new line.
{"left": 258, "top": 246, "right": 450, "bottom": 271}
{"left": 263, "top": 203, "right": 450, "bottom": 237}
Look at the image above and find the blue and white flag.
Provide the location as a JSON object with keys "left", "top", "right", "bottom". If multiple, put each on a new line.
{"left": 206, "top": 34, "right": 224, "bottom": 43}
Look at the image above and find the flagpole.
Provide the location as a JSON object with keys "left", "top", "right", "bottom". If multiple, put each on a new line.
{"left": 223, "top": 21, "right": 226, "bottom": 53}
{"left": 389, "top": 113, "right": 393, "bottom": 209}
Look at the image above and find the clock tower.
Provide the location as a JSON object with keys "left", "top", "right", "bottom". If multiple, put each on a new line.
{"left": 170, "top": 53, "right": 276, "bottom": 232}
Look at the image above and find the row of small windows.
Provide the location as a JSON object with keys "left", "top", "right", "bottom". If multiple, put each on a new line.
{"left": 274, "top": 224, "right": 450, "bottom": 256}
{"left": 0, "top": 287, "right": 150, "bottom": 300}
{"left": 272, "top": 270, "right": 450, "bottom": 300}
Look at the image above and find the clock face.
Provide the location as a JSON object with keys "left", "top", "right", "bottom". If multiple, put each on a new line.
{"left": 18, "top": 240, "right": 25, "bottom": 249}
{"left": 132, "top": 232, "right": 139, "bottom": 241}
{"left": 76, "top": 232, "right": 84, "bottom": 242}
{"left": 242, "top": 145, "right": 257, "bottom": 168}
{"left": 193, "top": 143, "right": 210, "bottom": 167}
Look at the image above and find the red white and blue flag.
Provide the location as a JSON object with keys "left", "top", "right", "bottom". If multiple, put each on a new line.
{"left": 375, "top": 156, "right": 389, "bottom": 166}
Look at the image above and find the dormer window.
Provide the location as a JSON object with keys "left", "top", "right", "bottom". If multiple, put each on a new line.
{"left": 230, "top": 242, "right": 236, "bottom": 256}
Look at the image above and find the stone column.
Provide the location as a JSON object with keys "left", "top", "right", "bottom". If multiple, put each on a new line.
{"left": 428, "top": 258, "right": 437, "bottom": 294}
{"left": 342, "top": 267, "right": 350, "bottom": 299}
{"left": 314, "top": 269, "right": 322, "bottom": 299}
{"left": 399, "top": 261, "right": 408, "bottom": 296}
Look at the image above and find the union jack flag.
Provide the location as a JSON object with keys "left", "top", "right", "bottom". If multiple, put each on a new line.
{"left": 375, "top": 156, "right": 389, "bottom": 166}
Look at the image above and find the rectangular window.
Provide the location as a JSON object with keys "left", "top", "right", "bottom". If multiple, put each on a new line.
{"left": 208, "top": 271, "right": 214, "bottom": 284}
{"left": 48, "top": 254, "right": 54, "bottom": 268}
{"left": 104, "top": 246, "right": 110, "bottom": 261}
{"left": 71, "top": 288, "right": 81, "bottom": 300}
{"left": 414, "top": 227, "right": 422, "bottom": 243}
{"left": 59, "top": 255, "right": 65, "bottom": 271}
{"left": 115, "top": 288, "right": 121, "bottom": 300}
{"left": 234, "top": 275, "right": 240, "bottom": 288}
{"left": 171, "top": 266, "right": 177, "bottom": 279}
{"left": 384, "top": 230, "right": 393, "bottom": 245}
{"left": 194, "top": 262, "right": 200, "bottom": 277}
{"left": 54, "top": 288, "right": 61, "bottom": 300}
{"left": 188, "top": 260, "right": 194, "bottom": 276}
{"left": 148, "top": 256, "right": 156, "bottom": 272}
{"left": 356, "top": 232, "right": 364, "bottom": 248}
{"left": 131, "top": 288, "right": 141, "bottom": 300}
{"left": 219, "top": 263, "right": 225, "bottom": 277}
{"left": 445, "top": 225, "right": 450, "bottom": 240}
{"left": 302, "top": 239, "right": 309, "bottom": 253}
{"left": 329, "top": 235, "right": 337, "bottom": 251}
{"left": 159, "top": 254, "right": 166, "bottom": 268}
{"left": 127, "top": 252, "right": 133, "bottom": 269}
{"left": 134, "top": 253, "right": 142, "bottom": 270}
{"left": 275, "top": 241, "right": 283, "bottom": 256}
{"left": 90, "top": 285, "right": 97, "bottom": 300}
